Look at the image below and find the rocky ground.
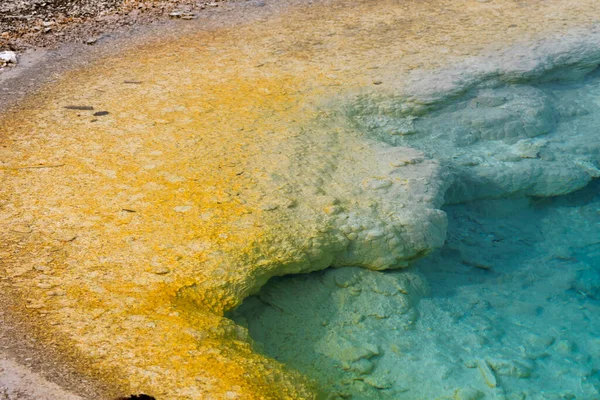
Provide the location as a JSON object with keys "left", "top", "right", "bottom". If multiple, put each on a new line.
{"left": 0, "top": 0, "right": 221, "bottom": 52}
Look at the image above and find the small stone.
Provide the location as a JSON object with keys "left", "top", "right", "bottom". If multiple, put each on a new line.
{"left": 363, "top": 375, "right": 393, "bottom": 389}
{"left": 487, "top": 358, "right": 532, "bottom": 378}
{"left": 169, "top": 11, "right": 183, "bottom": 18}
{"left": 365, "top": 178, "right": 393, "bottom": 190}
{"left": 0, "top": 51, "right": 17, "bottom": 66}
{"left": 554, "top": 339, "right": 576, "bottom": 356}
{"left": 153, "top": 267, "right": 170, "bottom": 275}
{"left": 54, "top": 234, "right": 78, "bottom": 242}
{"left": 373, "top": 80, "right": 383, "bottom": 85}
{"left": 37, "top": 283, "right": 55, "bottom": 289}
{"left": 85, "top": 37, "right": 100, "bottom": 45}
{"left": 476, "top": 359, "right": 497, "bottom": 388}
{"left": 64, "top": 105, "right": 94, "bottom": 111}
{"left": 342, "top": 358, "right": 373, "bottom": 375}
{"left": 11, "top": 225, "right": 32, "bottom": 233}
{"left": 454, "top": 387, "right": 484, "bottom": 400}
{"left": 366, "top": 229, "right": 385, "bottom": 240}
{"left": 527, "top": 334, "right": 555, "bottom": 349}
{"left": 283, "top": 198, "right": 296, "bottom": 208}
{"left": 323, "top": 205, "right": 342, "bottom": 216}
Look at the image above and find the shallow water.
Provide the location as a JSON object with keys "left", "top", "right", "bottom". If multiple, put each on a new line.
{"left": 229, "top": 72, "right": 600, "bottom": 399}
{"left": 230, "top": 183, "right": 600, "bottom": 400}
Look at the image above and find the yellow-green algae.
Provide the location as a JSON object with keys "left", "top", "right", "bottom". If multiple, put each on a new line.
{"left": 1, "top": 0, "right": 600, "bottom": 398}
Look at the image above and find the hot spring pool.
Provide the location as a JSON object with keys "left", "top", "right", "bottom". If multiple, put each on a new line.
{"left": 229, "top": 68, "right": 600, "bottom": 399}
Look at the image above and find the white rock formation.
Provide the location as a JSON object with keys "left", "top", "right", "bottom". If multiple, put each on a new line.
{"left": 179, "top": 125, "right": 450, "bottom": 308}
{"left": 0, "top": 51, "right": 17, "bottom": 67}
{"left": 348, "top": 26, "right": 600, "bottom": 203}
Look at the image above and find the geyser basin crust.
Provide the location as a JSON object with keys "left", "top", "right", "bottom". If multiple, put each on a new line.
{"left": 1, "top": 0, "right": 600, "bottom": 398}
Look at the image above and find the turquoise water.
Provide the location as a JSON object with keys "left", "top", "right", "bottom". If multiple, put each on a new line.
{"left": 229, "top": 69, "right": 600, "bottom": 399}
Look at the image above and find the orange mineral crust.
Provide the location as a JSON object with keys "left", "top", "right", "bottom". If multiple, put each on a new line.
{"left": 1, "top": 0, "right": 599, "bottom": 398}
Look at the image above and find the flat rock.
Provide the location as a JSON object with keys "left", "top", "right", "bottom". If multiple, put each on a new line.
{"left": 0, "top": 51, "right": 17, "bottom": 66}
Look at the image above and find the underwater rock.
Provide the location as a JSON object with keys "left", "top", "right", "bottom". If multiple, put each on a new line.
{"left": 316, "top": 336, "right": 380, "bottom": 363}
{"left": 486, "top": 358, "right": 532, "bottom": 379}
{"left": 234, "top": 179, "right": 600, "bottom": 399}
{"left": 363, "top": 374, "right": 393, "bottom": 389}
{"left": 230, "top": 267, "right": 429, "bottom": 397}
{"left": 454, "top": 387, "right": 484, "bottom": 400}
{"left": 454, "top": 388, "right": 485, "bottom": 400}
{"left": 349, "top": 27, "right": 600, "bottom": 203}
{"left": 572, "top": 264, "right": 600, "bottom": 299}
{"left": 476, "top": 359, "right": 497, "bottom": 388}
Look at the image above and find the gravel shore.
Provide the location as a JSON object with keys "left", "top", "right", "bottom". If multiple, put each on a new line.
{"left": 0, "top": 0, "right": 218, "bottom": 52}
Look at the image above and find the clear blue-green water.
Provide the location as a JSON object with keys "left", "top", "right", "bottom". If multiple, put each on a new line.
{"left": 229, "top": 69, "right": 600, "bottom": 399}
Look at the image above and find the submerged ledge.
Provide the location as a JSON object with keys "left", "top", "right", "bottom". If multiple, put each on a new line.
{"left": 231, "top": 179, "right": 600, "bottom": 399}
{"left": 349, "top": 25, "right": 600, "bottom": 203}
{"left": 1, "top": 0, "right": 600, "bottom": 398}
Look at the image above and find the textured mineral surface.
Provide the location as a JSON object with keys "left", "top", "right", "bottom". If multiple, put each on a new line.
{"left": 1, "top": 0, "right": 600, "bottom": 398}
